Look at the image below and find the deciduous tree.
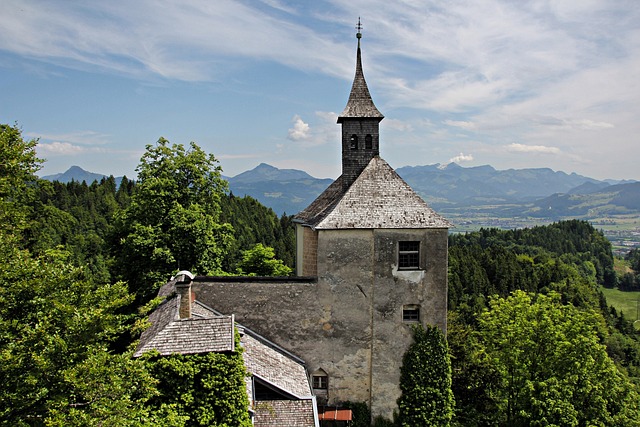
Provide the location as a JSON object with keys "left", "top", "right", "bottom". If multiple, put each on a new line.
{"left": 477, "top": 291, "right": 640, "bottom": 426}
{"left": 236, "top": 243, "right": 292, "bottom": 276}
{"left": 111, "top": 138, "right": 234, "bottom": 303}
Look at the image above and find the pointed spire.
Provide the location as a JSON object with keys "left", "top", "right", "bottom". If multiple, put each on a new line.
{"left": 337, "top": 18, "right": 384, "bottom": 123}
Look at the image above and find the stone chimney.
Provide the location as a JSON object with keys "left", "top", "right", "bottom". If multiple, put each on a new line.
{"left": 174, "top": 271, "right": 194, "bottom": 319}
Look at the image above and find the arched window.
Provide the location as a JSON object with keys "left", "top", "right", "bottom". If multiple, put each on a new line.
{"left": 350, "top": 134, "right": 358, "bottom": 150}
{"left": 365, "top": 134, "right": 373, "bottom": 149}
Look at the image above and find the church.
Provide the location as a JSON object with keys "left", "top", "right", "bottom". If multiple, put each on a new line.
{"left": 136, "top": 22, "right": 451, "bottom": 426}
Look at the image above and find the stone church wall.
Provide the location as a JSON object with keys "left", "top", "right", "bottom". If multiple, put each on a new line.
{"left": 191, "top": 227, "right": 448, "bottom": 420}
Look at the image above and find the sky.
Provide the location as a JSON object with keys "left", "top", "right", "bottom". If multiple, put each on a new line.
{"left": 1, "top": 0, "right": 639, "bottom": 181}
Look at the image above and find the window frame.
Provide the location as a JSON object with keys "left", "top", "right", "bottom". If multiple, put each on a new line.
{"left": 365, "top": 134, "right": 373, "bottom": 149}
{"left": 312, "top": 374, "right": 328, "bottom": 390}
{"left": 402, "top": 305, "right": 420, "bottom": 323}
{"left": 398, "top": 241, "right": 420, "bottom": 270}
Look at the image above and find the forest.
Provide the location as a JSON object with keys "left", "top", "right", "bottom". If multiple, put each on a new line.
{"left": 2, "top": 123, "right": 640, "bottom": 426}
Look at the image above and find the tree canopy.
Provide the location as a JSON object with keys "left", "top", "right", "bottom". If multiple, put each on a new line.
{"left": 111, "top": 138, "right": 234, "bottom": 303}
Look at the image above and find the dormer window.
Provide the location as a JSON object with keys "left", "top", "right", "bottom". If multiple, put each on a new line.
{"left": 313, "top": 375, "right": 328, "bottom": 390}
{"left": 350, "top": 134, "right": 358, "bottom": 150}
{"left": 365, "top": 134, "right": 372, "bottom": 149}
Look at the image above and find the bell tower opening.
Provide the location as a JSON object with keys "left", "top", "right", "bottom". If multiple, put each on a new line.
{"left": 337, "top": 18, "right": 384, "bottom": 190}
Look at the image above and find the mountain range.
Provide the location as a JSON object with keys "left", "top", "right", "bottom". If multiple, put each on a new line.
{"left": 41, "top": 163, "right": 639, "bottom": 220}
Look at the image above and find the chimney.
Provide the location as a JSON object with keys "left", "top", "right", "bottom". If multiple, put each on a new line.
{"left": 174, "top": 271, "right": 194, "bottom": 319}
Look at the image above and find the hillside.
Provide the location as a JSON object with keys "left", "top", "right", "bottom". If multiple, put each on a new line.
{"left": 40, "top": 164, "right": 640, "bottom": 223}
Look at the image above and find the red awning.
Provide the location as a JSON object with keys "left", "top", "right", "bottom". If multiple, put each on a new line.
{"left": 318, "top": 407, "right": 353, "bottom": 421}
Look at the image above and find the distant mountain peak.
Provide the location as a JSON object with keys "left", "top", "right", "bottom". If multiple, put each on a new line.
{"left": 229, "top": 163, "right": 319, "bottom": 184}
{"left": 41, "top": 165, "right": 126, "bottom": 187}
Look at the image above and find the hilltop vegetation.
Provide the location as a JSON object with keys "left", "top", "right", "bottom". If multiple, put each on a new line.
{"left": 3, "top": 123, "right": 640, "bottom": 425}
{"left": 447, "top": 222, "right": 640, "bottom": 425}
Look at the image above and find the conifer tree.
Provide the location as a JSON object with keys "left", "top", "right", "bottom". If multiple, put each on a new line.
{"left": 398, "top": 324, "right": 454, "bottom": 427}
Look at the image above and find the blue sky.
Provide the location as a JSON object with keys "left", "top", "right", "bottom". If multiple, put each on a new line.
{"left": 1, "top": 0, "right": 639, "bottom": 181}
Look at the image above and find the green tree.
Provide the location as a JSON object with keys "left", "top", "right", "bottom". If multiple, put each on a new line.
{"left": 0, "top": 123, "right": 42, "bottom": 239}
{"left": 236, "top": 243, "right": 292, "bottom": 276}
{"left": 111, "top": 138, "right": 234, "bottom": 303}
{"left": 477, "top": 290, "right": 640, "bottom": 426}
{"left": 44, "top": 351, "right": 182, "bottom": 427}
{"left": 398, "top": 324, "right": 454, "bottom": 427}
{"left": 448, "top": 312, "right": 501, "bottom": 426}
{"left": 143, "top": 334, "right": 252, "bottom": 427}
{"left": 0, "top": 236, "right": 159, "bottom": 426}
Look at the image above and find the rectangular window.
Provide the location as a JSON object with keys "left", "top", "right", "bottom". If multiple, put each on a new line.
{"left": 403, "top": 306, "right": 420, "bottom": 322}
{"left": 313, "top": 375, "right": 328, "bottom": 390}
{"left": 399, "top": 241, "right": 420, "bottom": 270}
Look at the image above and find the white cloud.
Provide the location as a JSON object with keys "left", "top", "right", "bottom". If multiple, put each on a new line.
{"left": 32, "top": 130, "right": 113, "bottom": 157}
{"left": 28, "top": 130, "right": 110, "bottom": 146}
{"left": 507, "top": 143, "right": 561, "bottom": 154}
{"left": 384, "top": 118, "right": 413, "bottom": 132}
{"left": 443, "top": 120, "right": 476, "bottom": 130}
{"left": 448, "top": 152, "right": 474, "bottom": 163}
{"left": 287, "top": 115, "right": 311, "bottom": 141}
{"left": 37, "top": 141, "right": 88, "bottom": 155}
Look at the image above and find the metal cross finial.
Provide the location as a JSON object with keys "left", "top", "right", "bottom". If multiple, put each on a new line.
{"left": 356, "top": 17, "right": 362, "bottom": 39}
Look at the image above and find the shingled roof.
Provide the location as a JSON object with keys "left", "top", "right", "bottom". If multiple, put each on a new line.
{"left": 134, "top": 295, "right": 235, "bottom": 357}
{"left": 135, "top": 281, "right": 317, "bottom": 426}
{"left": 295, "top": 156, "right": 451, "bottom": 229}
{"left": 242, "top": 330, "right": 313, "bottom": 399}
{"left": 338, "top": 33, "right": 383, "bottom": 122}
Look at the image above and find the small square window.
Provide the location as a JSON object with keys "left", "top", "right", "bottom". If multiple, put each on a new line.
{"left": 403, "top": 306, "right": 420, "bottom": 322}
{"left": 399, "top": 241, "right": 420, "bottom": 270}
{"left": 313, "top": 375, "right": 328, "bottom": 390}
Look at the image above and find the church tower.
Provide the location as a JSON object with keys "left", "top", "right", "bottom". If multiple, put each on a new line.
{"left": 171, "top": 20, "right": 452, "bottom": 423}
{"left": 338, "top": 18, "right": 384, "bottom": 190}
{"left": 291, "top": 20, "right": 452, "bottom": 419}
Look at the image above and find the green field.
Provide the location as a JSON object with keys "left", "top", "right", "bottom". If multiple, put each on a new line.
{"left": 600, "top": 287, "right": 640, "bottom": 328}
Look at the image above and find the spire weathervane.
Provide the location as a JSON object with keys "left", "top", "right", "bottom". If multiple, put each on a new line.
{"left": 356, "top": 17, "right": 362, "bottom": 39}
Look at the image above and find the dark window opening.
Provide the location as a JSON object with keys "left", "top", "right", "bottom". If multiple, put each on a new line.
{"left": 350, "top": 134, "right": 358, "bottom": 150}
{"left": 403, "top": 306, "right": 420, "bottom": 322}
{"left": 254, "top": 378, "right": 295, "bottom": 400}
{"left": 399, "top": 241, "right": 420, "bottom": 270}
{"left": 365, "top": 134, "right": 373, "bottom": 149}
{"left": 313, "top": 375, "right": 328, "bottom": 390}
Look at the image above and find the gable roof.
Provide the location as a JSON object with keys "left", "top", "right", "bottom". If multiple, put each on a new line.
{"left": 295, "top": 156, "right": 451, "bottom": 229}
{"left": 134, "top": 284, "right": 313, "bottom": 400}
{"left": 134, "top": 295, "right": 235, "bottom": 357}
{"left": 242, "top": 331, "right": 313, "bottom": 399}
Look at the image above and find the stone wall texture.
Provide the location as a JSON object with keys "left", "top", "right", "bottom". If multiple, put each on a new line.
{"left": 192, "top": 227, "right": 448, "bottom": 420}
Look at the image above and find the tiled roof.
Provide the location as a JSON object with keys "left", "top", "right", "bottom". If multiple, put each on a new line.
{"left": 253, "top": 400, "right": 317, "bottom": 427}
{"left": 242, "top": 332, "right": 313, "bottom": 399}
{"left": 295, "top": 156, "right": 451, "bottom": 229}
{"left": 134, "top": 295, "right": 178, "bottom": 357}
